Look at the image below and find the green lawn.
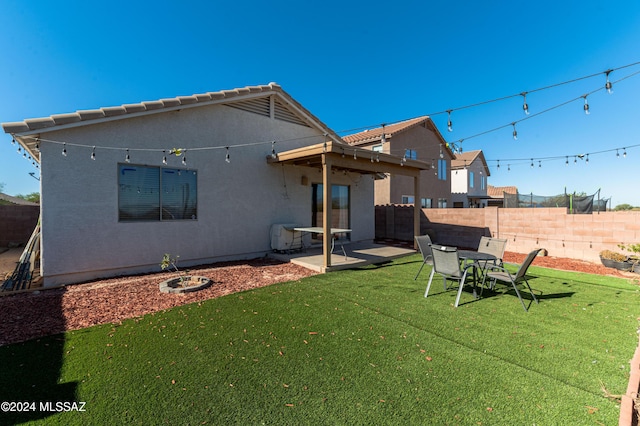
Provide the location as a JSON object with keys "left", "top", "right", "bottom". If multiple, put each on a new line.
{"left": 1, "top": 255, "right": 639, "bottom": 425}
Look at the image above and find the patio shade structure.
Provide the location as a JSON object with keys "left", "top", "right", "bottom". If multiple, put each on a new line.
{"left": 268, "top": 141, "right": 430, "bottom": 270}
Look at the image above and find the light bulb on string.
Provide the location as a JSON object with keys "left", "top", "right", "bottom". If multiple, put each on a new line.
{"left": 370, "top": 153, "right": 374, "bottom": 163}
{"left": 11, "top": 137, "right": 15, "bottom": 145}
{"left": 616, "top": 149, "right": 620, "bottom": 158}
{"left": 521, "top": 92, "right": 529, "bottom": 115}
{"left": 225, "top": 147, "right": 230, "bottom": 163}
{"left": 582, "top": 95, "right": 590, "bottom": 115}
{"left": 182, "top": 154, "right": 187, "bottom": 166}
{"left": 605, "top": 70, "right": 613, "bottom": 94}
{"left": 17, "top": 146, "right": 21, "bottom": 154}
{"left": 271, "top": 141, "right": 277, "bottom": 159}
{"left": 35, "top": 140, "right": 40, "bottom": 152}
{"left": 446, "top": 110, "right": 453, "bottom": 132}
{"left": 530, "top": 159, "right": 534, "bottom": 168}
{"left": 439, "top": 146, "right": 444, "bottom": 159}
{"left": 508, "top": 164, "right": 511, "bottom": 172}
{"left": 497, "top": 160, "right": 500, "bottom": 169}
{"left": 162, "top": 150, "right": 167, "bottom": 165}
{"left": 381, "top": 124, "right": 387, "bottom": 144}
{"left": 586, "top": 154, "right": 589, "bottom": 164}
{"left": 565, "top": 156, "right": 569, "bottom": 165}
{"left": 91, "top": 146, "right": 96, "bottom": 160}
{"left": 511, "top": 123, "right": 518, "bottom": 140}
{"left": 623, "top": 148, "right": 627, "bottom": 158}
{"left": 538, "top": 160, "right": 541, "bottom": 168}
{"left": 353, "top": 149, "right": 357, "bottom": 160}
{"left": 125, "top": 149, "right": 130, "bottom": 163}
{"left": 62, "top": 143, "right": 67, "bottom": 157}
{"left": 574, "top": 156, "right": 577, "bottom": 164}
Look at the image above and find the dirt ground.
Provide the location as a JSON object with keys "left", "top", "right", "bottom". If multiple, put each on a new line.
{"left": 0, "top": 248, "right": 638, "bottom": 346}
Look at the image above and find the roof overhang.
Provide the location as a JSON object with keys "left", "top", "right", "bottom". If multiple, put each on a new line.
{"left": 267, "top": 141, "right": 430, "bottom": 177}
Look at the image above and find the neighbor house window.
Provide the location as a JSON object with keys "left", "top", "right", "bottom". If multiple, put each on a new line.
{"left": 437, "top": 198, "right": 447, "bottom": 208}
{"left": 372, "top": 144, "right": 383, "bottom": 152}
{"left": 401, "top": 195, "right": 415, "bottom": 204}
{"left": 422, "top": 198, "right": 432, "bottom": 208}
{"left": 404, "top": 149, "right": 417, "bottom": 160}
{"left": 481, "top": 175, "right": 486, "bottom": 190}
{"left": 118, "top": 164, "right": 197, "bottom": 221}
{"left": 437, "top": 159, "right": 447, "bottom": 181}
{"left": 469, "top": 171, "right": 475, "bottom": 188}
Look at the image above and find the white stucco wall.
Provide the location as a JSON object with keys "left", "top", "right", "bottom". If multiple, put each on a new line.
{"left": 38, "top": 103, "right": 374, "bottom": 286}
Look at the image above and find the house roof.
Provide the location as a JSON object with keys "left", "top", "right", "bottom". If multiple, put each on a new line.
{"left": 451, "top": 150, "right": 490, "bottom": 176}
{"left": 3, "top": 83, "right": 347, "bottom": 162}
{"left": 487, "top": 185, "right": 518, "bottom": 198}
{"left": 0, "top": 193, "right": 38, "bottom": 206}
{"left": 342, "top": 116, "right": 455, "bottom": 158}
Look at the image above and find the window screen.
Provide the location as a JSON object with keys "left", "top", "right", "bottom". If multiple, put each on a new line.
{"left": 118, "top": 164, "right": 197, "bottom": 221}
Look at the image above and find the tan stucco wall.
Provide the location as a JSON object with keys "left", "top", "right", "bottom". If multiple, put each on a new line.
{"left": 38, "top": 104, "right": 375, "bottom": 286}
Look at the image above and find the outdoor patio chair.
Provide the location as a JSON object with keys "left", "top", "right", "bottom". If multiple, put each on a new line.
{"left": 476, "top": 237, "right": 508, "bottom": 281}
{"left": 414, "top": 234, "right": 434, "bottom": 280}
{"left": 482, "top": 248, "right": 542, "bottom": 312}
{"left": 424, "top": 245, "right": 476, "bottom": 308}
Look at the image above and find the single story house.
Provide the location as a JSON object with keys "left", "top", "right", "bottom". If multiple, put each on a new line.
{"left": 2, "top": 83, "right": 428, "bottom": 287}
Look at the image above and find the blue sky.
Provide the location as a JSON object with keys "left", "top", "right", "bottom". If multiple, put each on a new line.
{"left": 2, "top": 0, "right": 640, "bottom": 206}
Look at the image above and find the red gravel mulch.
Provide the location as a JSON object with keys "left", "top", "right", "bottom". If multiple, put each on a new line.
{"left": 0, "top": 251, "right": 637, "bottom": 347}
{"left": 0, "top": 258, "right": 317, "bottom": 346}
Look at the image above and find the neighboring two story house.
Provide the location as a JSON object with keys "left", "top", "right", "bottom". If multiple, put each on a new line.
{"left": 451, "top": 150, "right": 490, "bottom": 208}
{"left": 343, "top": 116, "right": 454, "bottom": 208}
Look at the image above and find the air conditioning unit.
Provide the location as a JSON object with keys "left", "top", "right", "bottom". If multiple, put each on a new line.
{"left": 270, "top": 224, "right": 302, "bottom": 252}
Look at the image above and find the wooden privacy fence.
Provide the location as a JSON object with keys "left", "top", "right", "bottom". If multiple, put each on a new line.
{"left": 375, "top": 205, "right": 640, "bottom": 263}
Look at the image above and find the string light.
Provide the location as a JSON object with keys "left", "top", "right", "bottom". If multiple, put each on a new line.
{"left": 11, "top": 137, "right": 15, "bottom": 145}
{"left": 586, "top": 153, "right": 589, "bottom": 164}
{"left": 538, "top": 160, "right": 541, "bottom": 168}
{"left": 496, "top": 160, "right": 500, "bottom": 169}
{"left": 381, "top": 124, "right": 387, "bottom": 144}
{"left": 62, "top": 143, "right": 67, "bottom": 156}
{"left": 508, "top": 164, "right": 510, "bottom": 172}
{"left": 623, "top": 147, "right": 627, "bottom": 158}
{"left": 125, "top": 148, "right": 130, "bottom": 163}
{"left": 511, "top": 123, "right": 518, "bottom": 140}
{"left": 530, "top": 158, "right": 534, "bottom": 168}
{"left": 446, "top": 110, "right": 453, "bottom": 132}
{"left": 605, "top": 69, "right": 613, "bottom": 94}
{"left": 225, "top": 147, "right": 230, "bottom": 163}
{"left": 565, "top": 156, "right": 569, "bottom": 165}
{"left": 91, "top": 146, "right": 96, "bottom": 160}
{"left": 353, "top": 149, "right": 357, "bottom": 160}
{"left": 182, "top": 150, "right": 187, "bottom": 166}
{"left": 616, "top": 149, "right": 620, "bottom": 158}
{"left": 271, "top": 141, "right": 277, "bottom": 159}
{"left": 582, "top": 95, "right": 590, "bottom": 115}
{"left": 162, "top": 150, "right": 167, "bottom": 165}
{"left": 574, "top": 156, "right": 577, "bottom": 164}
{"left": 521, "top": 92, "right": 529, "bottom": 115}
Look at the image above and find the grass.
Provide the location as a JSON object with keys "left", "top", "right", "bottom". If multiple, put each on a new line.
{"left": 1, "top": 254, "right": 639, "bottom": 425}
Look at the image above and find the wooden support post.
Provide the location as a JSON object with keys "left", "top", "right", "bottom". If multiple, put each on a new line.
{"left": 413, "top": 174, "right": 421, "bottom": 249}
{"left": 322, "top": 154, "right": 332, "bottom": 269}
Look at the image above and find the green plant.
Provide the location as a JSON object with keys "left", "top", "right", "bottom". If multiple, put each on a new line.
{"left": 619, "top": 243, "right": 640, "bottom": 264}
{"left": 160, "top": 253, "right": 189, "bottom": 287}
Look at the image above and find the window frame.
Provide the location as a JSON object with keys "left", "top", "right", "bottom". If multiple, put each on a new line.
{"left": 118, "top": 163, "right": 198, "bottom": 222}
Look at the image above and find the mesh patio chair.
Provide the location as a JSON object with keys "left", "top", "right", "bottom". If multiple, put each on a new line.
{"left": 424, "top": 246, "right": 476, "bottom": 308}
{"left": 477, "top": 237, "right": 507, "bottom": 283}
{"left": 414, "top": 235, "right": 434, "bottom": 280}
{"left": 483, "top": 248, "right": 542, "bottom": 312}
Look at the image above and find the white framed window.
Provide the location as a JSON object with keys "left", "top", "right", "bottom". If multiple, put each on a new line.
{"left": 372, "top": 144, "right": 383, "bottom": 152}
{"left": 118, "top": 164, "right": 197, "bottom": 221}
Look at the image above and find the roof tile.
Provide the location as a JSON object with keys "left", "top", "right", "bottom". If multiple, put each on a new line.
{"left": 51, "top": 113, "right": 82, "bottom": 125}
{"left": 77, "top": 110, "right": 106, "bottom": 121}
{"left": 101, "top": 106, "right": 128, "bottom": 116}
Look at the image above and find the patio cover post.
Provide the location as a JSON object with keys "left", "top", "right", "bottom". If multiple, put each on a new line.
{"left": 322, "top": 153, "right": 332, "bottom": 269}
{"left": 414, "top": 175, "right": 421, "bottom": 249}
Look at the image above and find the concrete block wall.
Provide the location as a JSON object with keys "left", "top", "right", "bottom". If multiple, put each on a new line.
{"left": 375, "top": 205, "right": 640, "bottom": 263}
{"left": 0, "top": 205, "right": 39, "bottom": 247}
